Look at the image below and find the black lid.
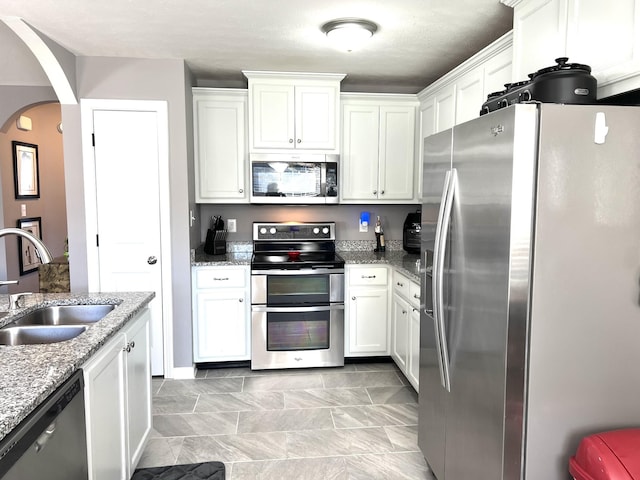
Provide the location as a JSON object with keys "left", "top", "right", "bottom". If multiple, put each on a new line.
{"left": 531, "top": 57, "right": 592, "bottom": 78}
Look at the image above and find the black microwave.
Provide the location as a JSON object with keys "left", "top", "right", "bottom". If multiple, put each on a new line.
{"left": 250, "top": 153, "right": 339, "bottom": 204}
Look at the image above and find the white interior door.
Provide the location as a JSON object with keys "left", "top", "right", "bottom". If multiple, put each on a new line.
{"left": 92, "top": 109, "right": 165, "bottom": 375}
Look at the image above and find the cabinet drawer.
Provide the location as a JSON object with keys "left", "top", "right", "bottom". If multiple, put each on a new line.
{"left": 349, "top": 267, "right": 388, "bottom": 286}
{"left": 195, "top": 268, "right": 246, "bottom": 288}
{"left": 393, "top": 272, "right": 411, "bottom": 298}
{"left": 409, "top": 281, "right": 421, "bottom": 308}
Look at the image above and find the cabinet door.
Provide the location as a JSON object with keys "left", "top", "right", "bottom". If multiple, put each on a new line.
{"left": 251, "top": 84, "right": 295, "bottom": 149}
{"left": 409, "top": 306, "right": 420, "bottom": 391}
{"left": 194, "top": 289, "right": 249, "bottom": 361}
{"left": 567, "top": 0, "right": 640, "bottom": 96}
{"left": 83, "top": 335, "right": 127, "bottom": 480}
{"left": 124, "top": 310, "right": 152, "bottom": 475}
{"left": 512, "top": 0, "right": 568, "bottom": 81}
{"left": 341, "top": 103, "right": 380, "bottom": 201}
{"left": 418, "top": 98, "right": 436, "bottom": 200}
{"left": 434, "top": 84, "right": 456, "bottom": 133}
{"left": 347, "top": 287, "right": 389, "bottom": 355}
{"left": 483, "top": 45, "right": 513, "bottom": 98}
{"left": 391, "top": 294, "right": 409, "bottom": 371}
{"left": 455, "top": 68, "right": 484, "bottom": 126}
{"left": 379, "top": 105, "right": 416, "bottom": 200}
{"left": 194, "top": 94, "right": 247, "bottom": 202}
{"left": 295, "top": 85, "right": 338, "bottom": 150}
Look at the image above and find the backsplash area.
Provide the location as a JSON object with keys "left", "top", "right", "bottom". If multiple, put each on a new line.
{"left": 199, "top": 204, "right": 419, "bottom": 243}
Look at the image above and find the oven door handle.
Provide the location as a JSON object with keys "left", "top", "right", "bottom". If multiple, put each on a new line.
{"left": 251, "top": 304, "right": 345, "bottom": 313}
{"left": 251, "top": 268, "right": 345, "bottom": 275}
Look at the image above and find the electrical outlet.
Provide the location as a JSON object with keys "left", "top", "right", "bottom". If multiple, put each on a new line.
{"left": 227, "top": 218, "right": 237, "bottom": 233}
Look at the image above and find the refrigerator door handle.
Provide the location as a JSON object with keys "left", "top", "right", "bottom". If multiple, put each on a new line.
{"left": 435, "top": 168, "right": 457, "bottom": 392}
{"left": 433, "top": 169, "right": 452, "bottom": 391}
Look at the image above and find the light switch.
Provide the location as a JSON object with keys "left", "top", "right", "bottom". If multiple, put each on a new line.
{"left": 228, "top": 219, "right": 237, "bottom": 233}
{"left": 21, "top": 204, "right": 26, "bottom": 217}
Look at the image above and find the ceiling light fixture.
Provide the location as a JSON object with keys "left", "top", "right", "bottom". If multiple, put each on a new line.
{"left": 321, "top": 18, "right": 378, "bottom": 52}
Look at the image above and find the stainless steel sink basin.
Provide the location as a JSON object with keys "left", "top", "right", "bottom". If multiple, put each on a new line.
{"left": 11, "top": 304, "right": 116, "bottom": 327}
{"left": 0, "top": 325, "right": 88, "bottom": 345}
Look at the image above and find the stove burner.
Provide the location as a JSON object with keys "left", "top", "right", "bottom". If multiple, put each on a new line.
{"left": 251, "top": 222, "right": 344, "bottom": 271}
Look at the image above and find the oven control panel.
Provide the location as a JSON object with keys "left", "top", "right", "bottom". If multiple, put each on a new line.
{"left": 253, "top": 222, "right": 335, "bottom": 241}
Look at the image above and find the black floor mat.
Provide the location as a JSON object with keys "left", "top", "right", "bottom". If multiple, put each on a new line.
{"left": 132, "top": 461, "right": 225, "bottom": 480}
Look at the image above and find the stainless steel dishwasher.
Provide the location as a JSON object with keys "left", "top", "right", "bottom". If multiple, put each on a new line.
{"left": 0, "top": 369, "right": 88, "bottom": 479}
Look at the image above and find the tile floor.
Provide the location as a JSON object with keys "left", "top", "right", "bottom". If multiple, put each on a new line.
{"left": 139, "top": 362, "right": 437, "bottom": 479}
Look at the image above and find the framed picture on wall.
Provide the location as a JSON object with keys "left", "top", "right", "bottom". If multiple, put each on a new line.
{"left": 17, "top": 217, "right": 43, "bottom": 275}
{"left": 12, "top": 141, "right": 40, "bottom": 199}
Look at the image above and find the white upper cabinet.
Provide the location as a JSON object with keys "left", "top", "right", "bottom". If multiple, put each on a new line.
{"left": 510, "top": 0, "right": 568, "bottom": 82}
{"left": 244, "top": 71, "right": 345, "bottom": 152}
{"left": 193, "top": 88, "right": 248, "bottom": 203}
{"left": 341, "top": 94, "right": 417, "bottom": 203}
{"left": 417, "top": 31, "right": 513, "bottom": 136}
{"left": 507, "top": 0, "right": 640, "bottom": 98}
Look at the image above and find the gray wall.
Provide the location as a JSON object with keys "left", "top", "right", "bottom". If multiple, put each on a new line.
{"left": 199, "top": 204, "right": 420, "bottom": 244}
{"left": 0, "top": 103, "right": 67, "bottom": 294}
{"left": 63, "top": 56, "right": 195, "bottom": 369}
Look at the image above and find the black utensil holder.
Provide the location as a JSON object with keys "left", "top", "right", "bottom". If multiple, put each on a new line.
{"left": 212, "top": 229, "right": 227, "bottom": 255}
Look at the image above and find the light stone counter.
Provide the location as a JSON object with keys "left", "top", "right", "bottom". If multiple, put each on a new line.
{"left": 0, "top": 291, "right": 155, "bottom": 443}
{"left": 338, "top": 249, "right": 421, "bottom": 283}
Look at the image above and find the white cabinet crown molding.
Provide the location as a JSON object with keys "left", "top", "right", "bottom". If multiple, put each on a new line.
{"left": 500, "top": 0, "right": 524, "bottom": 7}
{"left": 243, "top": 70, "right": 346, "bottom": 83}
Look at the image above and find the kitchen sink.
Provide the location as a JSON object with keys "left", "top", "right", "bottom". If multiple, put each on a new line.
{"left": 0, "top": 325, "right": 88, "bottom": 346}
{"left": 11, "top": 304, "right": 116, "bottom": 327}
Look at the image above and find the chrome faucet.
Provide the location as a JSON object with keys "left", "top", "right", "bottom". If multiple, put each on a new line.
{"left": 0, "top": 227, "right": 54, "bottom": 290}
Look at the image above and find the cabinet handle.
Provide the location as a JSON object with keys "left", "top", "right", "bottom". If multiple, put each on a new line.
{"left": 352, "top": 296, "right": 356, "bottom": 300}
{"left": 373, "top": 190, "right": 377, "bottom": 195}
{"left": 289, "top": 138, "right": 294, "bottom": 143}
{"left": 361, "top": 275, "right": 376, "bottom": 279}
{"left": 130, "top": 341, "right": 135, "bottom": 349}
{"left": 381, "top": 190, "right": 385, "bottom": 195}
{"left": 403, "top": 310, "right": 407, "bottom": 315}
{"left": 213, "top": 277, "right": 229, "bottom": 281}
{"left": 397, "top": 282, "right": 404, "bottom": 287}
{"left": 414, "top": 294, "right": 420, "bottom": 299}
{"left": 239, "top": 189, "right": 244, "bottom": 193}
{"left": 239, "top": 298, "right": 243, "bottom": 302}
{"left": 412, "top": 308, "right": 419, "bottom": 313}
{"left": 296, "top": 139, "right": 301, "bottom": 144}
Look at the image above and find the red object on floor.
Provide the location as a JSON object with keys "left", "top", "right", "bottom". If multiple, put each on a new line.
{"left": 569, "top": 429, "right": 640, "bottom": 480}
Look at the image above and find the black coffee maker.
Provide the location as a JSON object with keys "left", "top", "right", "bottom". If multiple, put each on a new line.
{"left": 403, "top": 210, "right": 421, "bottom": 254}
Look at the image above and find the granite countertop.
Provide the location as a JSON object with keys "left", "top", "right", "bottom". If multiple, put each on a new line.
{"left": 338, "top": 250, "right": 421, "bottom": 283}
{"left": 0, "top": 291, "right": 155, "bottom": 444}
{"left": 192, "top": 243, "right": 422, "bottom": 282}
{"left": 192, "top": 245, "right": 252, "bottom": 266}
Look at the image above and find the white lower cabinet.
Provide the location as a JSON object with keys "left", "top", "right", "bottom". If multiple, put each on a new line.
{"left": 345, "top": 265, "right": 389, "bottom": 356}
{"left": 391, "top": 271, "right": 420, "bottom": 391}
{"left": 192, "top": 266, "right": 250, "bottom": 362}
{"left": 83, "top": 309, "right": 152, "bottom": 480}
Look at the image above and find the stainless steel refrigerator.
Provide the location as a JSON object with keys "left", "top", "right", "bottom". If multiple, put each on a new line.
{"left": 418, "top": 103, "right": 640, "bottom": 480}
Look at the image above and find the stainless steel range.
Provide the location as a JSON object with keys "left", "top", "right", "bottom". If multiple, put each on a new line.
{"left": 251, "top": 222, "right": 345, "bottom": 370}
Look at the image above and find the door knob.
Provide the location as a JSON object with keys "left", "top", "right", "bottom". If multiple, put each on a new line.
{"left": 147, "top": 256, "right": 158, "bottom": 265}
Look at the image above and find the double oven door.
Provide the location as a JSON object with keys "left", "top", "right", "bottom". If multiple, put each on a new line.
{"left": 251, "top": 268, "right": 344, "bottom": 370}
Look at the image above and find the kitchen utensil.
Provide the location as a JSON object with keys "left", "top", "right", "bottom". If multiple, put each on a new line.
{"left": 529, "top": 57, "right": 597, "bottom": 104}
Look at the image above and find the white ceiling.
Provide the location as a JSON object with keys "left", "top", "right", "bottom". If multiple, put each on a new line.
{"left": 1, "top": 0, "right": 513, "bottom": 94}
